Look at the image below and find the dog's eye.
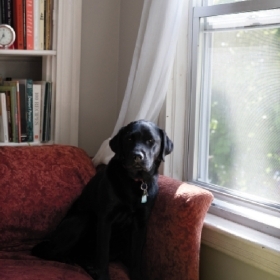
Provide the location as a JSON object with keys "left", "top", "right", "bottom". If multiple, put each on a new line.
{"left": 147, "top": 139, "right": 155, "bottom": 144}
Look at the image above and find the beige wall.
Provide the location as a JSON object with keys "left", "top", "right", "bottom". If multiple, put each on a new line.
{"left": 79, "top": 0, "right": 120, "bottom": 157}
{"left": 117, "top": 0, "right": 144, "bottom": 110}
{"left": 200, "top": 244, "right": 279, "bottom": 280}
{"left": 79, "top": 0, "right": 143, "bottom": 157}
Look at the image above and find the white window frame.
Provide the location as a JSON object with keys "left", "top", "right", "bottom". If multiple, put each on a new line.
{"left": 163, "top": 0, "right": 280, "bottom": 277}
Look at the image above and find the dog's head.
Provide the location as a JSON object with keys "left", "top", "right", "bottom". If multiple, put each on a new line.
{"left": 109, "top": 120, "right": 173, "bottom": 179}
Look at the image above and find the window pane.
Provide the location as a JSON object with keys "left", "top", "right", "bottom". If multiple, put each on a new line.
{"left": 198, "top": 10, "right": 280, "bottom": 205}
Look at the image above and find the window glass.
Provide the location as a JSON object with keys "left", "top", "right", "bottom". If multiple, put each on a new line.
{"left": 197, "top": 9, "right": 280, "bottom": 206}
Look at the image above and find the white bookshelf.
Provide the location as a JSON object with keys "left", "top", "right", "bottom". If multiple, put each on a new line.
{"left": 0, "top": 50, "right": 56, "bottom": 56}
{"left": 0, "top": 0, "right": 82, "bottom": 147}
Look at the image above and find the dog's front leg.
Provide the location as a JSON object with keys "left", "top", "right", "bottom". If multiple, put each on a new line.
{"left": 129, "top": 217, "right": 148, "bottom": 280}
{"left": 95, "top": 218, "right": 112, "bottom": 280}
{"left": 83, "top": 217, "right": 111, "bottom": 280}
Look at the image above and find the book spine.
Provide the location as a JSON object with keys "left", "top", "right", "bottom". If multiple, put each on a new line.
{"left": 32, "top": 84, "right": 41, "bottom": 142}
{"left": 42, "top": 81, "right": 47, "bottom": 141}
{"left": 10, "top": 88, "right": 19, "bottom": 142}
{"left": 0, "top": 0, "right": 2, "bottom": 23}
{"left": 38, "top": 0, "right": 44, "bottom": 50}
{"left": 6, "top": 0, "right": 13, "bottom": 26}
{"left": 13, "top": 0, "right": 24, "bottom": 49}
{"left": 22, "top": 0, "right": 26, "bottom": 48}
{"left": 46, "top": 81, "right": 51, "bottom": 141}
{"left": 3, "top": 80, "right": 22, "bottom": 142}
{"left": 25, "top": 0, "right": 33, "bottom": 50}
{"left": 43, "top": 0, "right": 46, "bottom": 49}
{"left": 38, "top": 81, "right": 46, "bottom": 141}
{"left": 18, "top": 82, "right": 27, "bottom": 142}
{"left": 48, "top": 0, "right": 52, "bottom": 50}
{"left": 1, "top": 0, "right": 6, "bottom": 23}
{"left": 5, "top": 91, "right": 12, "bottom": 141}
{"left": 0, "top": 93, "right": 9, "bottom": 143}
{"left": 44, "top": 0, "right": 52, "bottom": 50}
{"left": 26, "top": 79, "right": 33, "bottom": 142}
{"left": 15, "top": 81, "right": 21, "bottom": 142}
{"left": 33, "top": 0, "right": 39, "bottom": 50}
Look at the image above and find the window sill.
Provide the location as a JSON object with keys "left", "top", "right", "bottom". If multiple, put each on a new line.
{"left": 202, "top": 213, "right": 280, "bottom": 278}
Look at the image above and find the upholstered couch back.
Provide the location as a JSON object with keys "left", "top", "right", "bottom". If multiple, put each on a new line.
{"left": 0, "top": 145, "right": 96, "bottom": 252}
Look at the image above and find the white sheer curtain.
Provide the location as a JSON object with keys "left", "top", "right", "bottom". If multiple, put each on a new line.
{"left": 93, "top": 0, "right": 184, "bottom": 166}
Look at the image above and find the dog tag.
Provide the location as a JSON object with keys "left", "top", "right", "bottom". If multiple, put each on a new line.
{"left": 141, "top": 192, "right": 148, "bottom": 203}
{"left": 141, "top": 182, "right": 148, "bottom": 204}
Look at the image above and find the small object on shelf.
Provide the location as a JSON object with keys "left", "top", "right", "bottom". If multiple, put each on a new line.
{"left": 0, "top": 24, "right": 16, "bottom": 49}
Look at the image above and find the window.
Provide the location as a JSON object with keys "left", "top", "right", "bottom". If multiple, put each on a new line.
{"left": 187, "top": 0, "right": 280, "bottom": 237}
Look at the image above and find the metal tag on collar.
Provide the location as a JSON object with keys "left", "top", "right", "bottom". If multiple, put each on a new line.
{"left": 140, "top": 182, "right": 148, "bottom": 203}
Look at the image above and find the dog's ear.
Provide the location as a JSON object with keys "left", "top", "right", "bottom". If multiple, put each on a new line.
{"left": 159, "top": 129, "right": 173, "bottom": 162}
{"left": 109, "top": 127, "right": 125, "bottom": 157}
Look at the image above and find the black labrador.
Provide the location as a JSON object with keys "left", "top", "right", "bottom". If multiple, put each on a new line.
{"left": 32, "top": 120, "right": 173, "bottom": 280}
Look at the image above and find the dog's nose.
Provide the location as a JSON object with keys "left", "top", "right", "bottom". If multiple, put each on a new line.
{"left": 133, "top": 152, "right": 144, "bottom": 163}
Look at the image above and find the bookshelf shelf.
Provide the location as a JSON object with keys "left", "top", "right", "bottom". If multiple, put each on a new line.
{"left": 0, "top": 50, "right": 56, "bottom": 56}
{"left": 0, "top": 141, "right": 54, "bottom": 147}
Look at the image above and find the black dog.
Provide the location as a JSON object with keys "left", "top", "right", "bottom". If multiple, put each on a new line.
{"left": 32, "top": 120, "right": 173, "bottom": 280}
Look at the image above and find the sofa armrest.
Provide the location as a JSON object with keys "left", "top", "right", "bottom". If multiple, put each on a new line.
{"left": 144, "top": 175, "right": 213, "bottom": 280}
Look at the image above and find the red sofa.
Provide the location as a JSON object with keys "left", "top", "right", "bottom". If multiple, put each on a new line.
{"left": 0, "top": 145, "right": 213, "bottom": 280}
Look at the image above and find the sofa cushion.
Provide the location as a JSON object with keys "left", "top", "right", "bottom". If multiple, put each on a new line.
{"left": 0, "top": 256, "right": 130, "bottom": 280}
{"left": 0, "top": 145, "right": 96, "bottom": 251}
{"left": 0, "top": 259, "right": 93, "bottom": 280}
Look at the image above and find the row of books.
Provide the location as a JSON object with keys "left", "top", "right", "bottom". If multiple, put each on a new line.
{"left": 0, "top": 79, "right": 52, "bottom": 143}
{"left": 0, "top": 0, "right": 53, "bottom": 50}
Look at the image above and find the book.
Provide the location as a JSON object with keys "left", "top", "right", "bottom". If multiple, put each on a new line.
{"left": 32, "top": 83, "right": 41, "bottom": 142}
{"left": 0, "top": 92, "right": 9, "bottom": 143}
{"left": 33, "top": 80, "right": 45, "bottom": 141}
{"left": 0, "top": 0, "right": 3, "bottom": 24}
{"left": 25, "top": 0, "right": 34, "bottom": 50}
{"left": 1, "top": 0, "right": 6, "bottom": 24}
{"left": 13, "top": 0, "right": 24, "bottom": 49}
{"left": 6, "top": 0, "right": 13, "bottom": 26}
{"left": 33, "top": 0, "right": 39, "bottom": 50}
{"left": 16, "top": 80, "right": 28, "bottom": 142}
{"left": 44, "top": 0, "right": 52, "bottom": 50}
{"left": 41, "top": 81, "right": 51, "bottom": 142}
{"left": 14, "top": 79, "right": 33, "bottom": 142}
{"left": 25, "top": 79, "right": 33, "bottom": 141}
{"left": 0, "top": 85, "right": 18, "bottom": 142}
{"left": 38, "top": 0, "right": 44, "bottom": 50}
{"left": 4, "top": 80, "right": 23, "bottom": 142}
{"left": 5, "top": 90, "right": 12, "bottom": 141}
{"left": 22, "top": 0, "right": 26, "bottom": 48}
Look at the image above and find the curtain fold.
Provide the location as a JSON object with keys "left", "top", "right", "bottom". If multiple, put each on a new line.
{"left": 93, "top": 0, "right": 184, "bottom": 166}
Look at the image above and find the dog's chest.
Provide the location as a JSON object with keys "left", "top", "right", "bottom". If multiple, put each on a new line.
{"left": 109, "top": 187, "right": 151, "bottom": 226}
{"left": 114, "top": 180, "right": 153, "bottom": 207}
